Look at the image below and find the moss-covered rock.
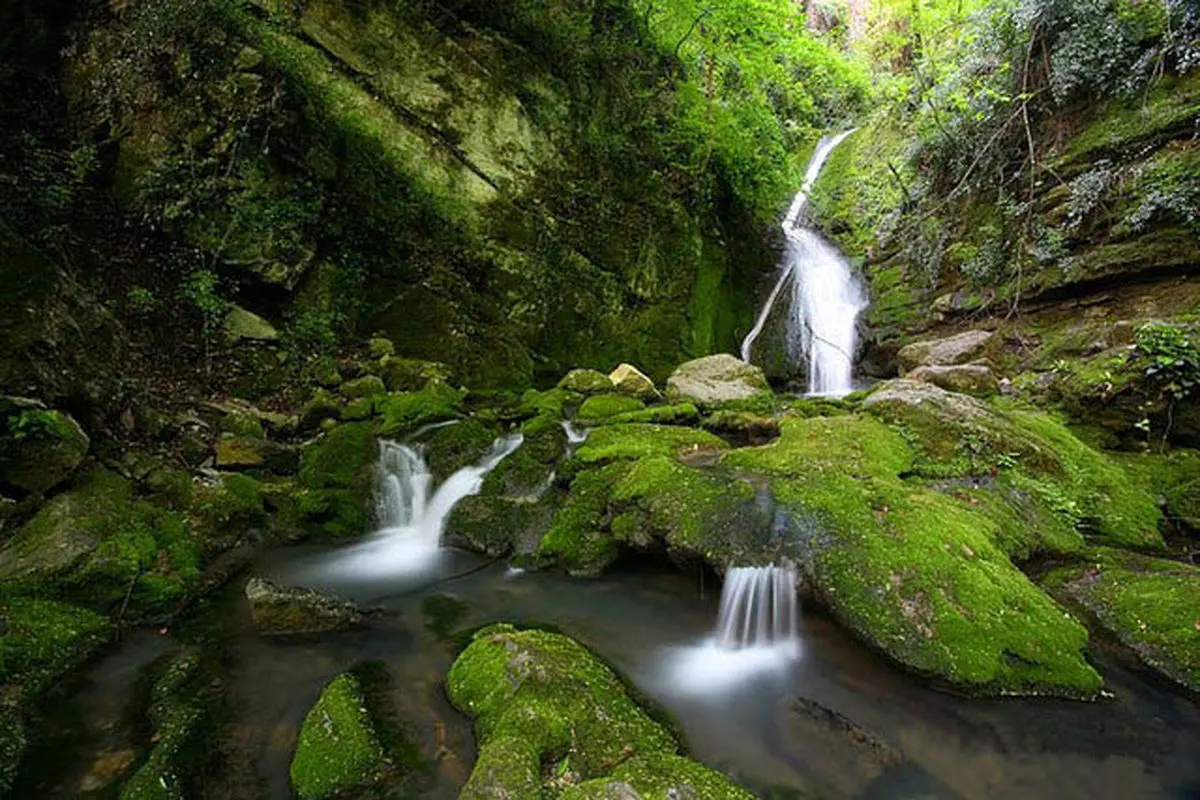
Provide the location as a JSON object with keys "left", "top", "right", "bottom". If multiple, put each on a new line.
{"left": 296, "top": 422, "right": 378, "bottom": 539}
{"left": 723, "top": 415, "right": 1104, "bottom": 697}
{"left": 573, "top": 424, "right": 725, "bottom": 465}
{"left": 0, "top": 471, "right": 201, "bottom": 616}
{"left": 339, "top": 375, "right": 386, "bottom": 400}
{"left": 378, "top": 357, "right": 452, "bottom": 393}
{"left": 366, "top": 338, "right": 394, "bottom": 359}
{"left": 244, "top": 577, "right": 363, "bottom": 635}
{"left": 421, "top": 419, "right": 501, "bottom": 483}
{"left": 575, "top": 394, "right": 645, "bottom": 424}
{"left": 1042, "top": 548, "right": 1200, "bottom": 694}
{"left": 665, "top": 354, "right": 773, "bottom": 410}
{"left": 608, "top": 363, "right": 660, "bottom": 401}
{"left": 595, "top": 403, "right": 700, "bottom": 427}
{"left": 0, "top": 403, "right": 90, "bottom": 495}
{"left": 447, "top": 625, "right": 753, "bottom": 799}
{"left": 299, "top": 389, "right": 342, "bottom": 431}
{"left": 375, "top": 384, "right": 464, "bottom": 436}
{"left": 907, "top": 364, "right": 1001, "bottom": 397}
{"left": 214, "top": 434, "right": 299, "bottom": 473}
{"left": 558, "top": 369, "right": 615, "bottom": 395}
{"left": 897, "top": 330, "right": 998, "bottom": 373}
{"left": 290, "top": 673, "right": 387, "bottom": 800}
{"left": 0, "top": 595, "right": 109, "bottom": 697}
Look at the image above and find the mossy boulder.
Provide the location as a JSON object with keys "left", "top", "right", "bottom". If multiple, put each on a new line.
{"left": 366, "top": 338, "right": 394, "bottom": 359}
{"left": 723, "top": 415, "right": 1104, "bottom": 697}
{"left": 1043, "top": 548, "right": 1200, "bottom": 693}
{"left": 339, "top": 375, "right": 386, "bottom": 400}
{"left": 422, "top": 419, "right": 502, "bottom": 483}
{"left": 299, "top": 389, "right": 342, "bottom": 431}
{"left": 244, "top": 577, "right": 363, "bottom": 635}
{"left": 558, "top": 369, "right": 615, "bottom": 395}
{"left": 214, "top": 434, "right": 299, "bottom": 473}
{"left": 0, "top": 471, "right": 200, "bottom": 616}
{"left": 575, "top": 394, "right": 645, "bottom": 424}
{"left": 189, "top": 473, "right": 265, "bottom": 547}
{"left": 223, "top": 305, "right": 279, "bottom": 344}
{"left": 375, "top": 384, "right": 464, "bottom": 436}
{"left": 594, "top": 403, "right": 700, "bottom": 427}
{"left": 296, "top": 422, "right": 378, "bottom": 539}
{"left": 378, "top": 357, "right": 452, "bottom": 393}
{"left": 0, "top": 595, "right": 109, "bottom": 697}
{"left": 907, "top": 364, "right": 1000, "bottom": 397}
{"left": 447, "top": 625, "right": 753, "bottom": 799}
{"left": 290, "top": 673, "right": 387, "bottom": 800}
{"left": 0, "top": 403, "right": 89, "bottom": 495}
{"left": 608, "top": 363, "right": 660, "bottom": 401}
{"left": 897, "top": 330, "right": 998, "bottom": 373}
{"left": 665, "top": 355, "right": 773, "bottom": 410}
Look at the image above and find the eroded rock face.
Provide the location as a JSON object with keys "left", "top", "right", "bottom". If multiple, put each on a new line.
{"left": 898, "top": 330, "right": 997, "bottom": 373}
{"left": 665, "top": 354, "right": 771, "bottom": 409}
{"left": 608, "top": 363, "right": 660, "bottom": 401}
{"left": 244, "top": 578, "right": 363, "bottom": 635}
{"left": 907, "top": 363, "right": 1000, "bottom": 397}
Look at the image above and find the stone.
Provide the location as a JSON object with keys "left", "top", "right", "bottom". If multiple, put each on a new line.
{"left": 338, "top": 375, "right": 386, "bottom": 399}
{"left": 299, "top": 390, "right": 342, "bottom": 431}
{"left": 307, "top": 356, "right": 343, "bottom": 389}
{"left": 608, "top": 363, "right": 660, "bottom": 401}
{"left": 290, "top": 673, "right": 386, "bottom": 800}
{"left": 366, "top": 337, "right": 394, "bottom": 358}
{"left": 557, "top": 368, "right": 614, "bottom": 394}
{"left": 378, "top": 357, "right": 452, "bottom": 392}
{"left": 0, "top": 402, "right": 89, "bottom": 494}
{"left": 223, "top": 306, "right": 279, "bottom": 344}
{"left": 215, "top": 434, "right": 299, "bottom": 474}
{"left": 897, "top": 329, "right": 997, "bottom": 373}
{"left": 906, "top": 363, "right": 1000, "bottom": 397}
{"left": 244, "top": 577, "right": 363, "bottom": 635}
{"left": 664, "top": 354, "right": 772, "bottom": 409}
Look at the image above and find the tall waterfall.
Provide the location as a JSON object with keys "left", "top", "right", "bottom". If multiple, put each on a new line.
{"left": 740, "top": 130, "right": 867, "bottom": 397}
{"left": 316, "top": 433, "right": 523, "bottom": 579}
{"left": 714, "top": 566, "right": 799, "bottom": 650}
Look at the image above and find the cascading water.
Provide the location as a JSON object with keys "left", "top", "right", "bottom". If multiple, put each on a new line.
{"left": 661, "top": 565, "right": 801, "bottom": 695}
{"left": 740, "top": 130, "right": 867, "bottom": 397}
{"left": 314, "top": 433, "right": 523, "bottom": 580}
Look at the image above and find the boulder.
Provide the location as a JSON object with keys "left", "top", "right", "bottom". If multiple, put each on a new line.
{"left": 0, "top": 401, "right": 89, "bottom": 494}
{"left": 906, "top": 363, "right": 1000, "bottom": 397}
{"left": 558, "top": 368, "right": 614, "bottom": 394}
{"left": 338, "top": 375, "right": 386, "bottom": 399}
{"left": 299, "top": 389, "right": 342, "bottom": 431}
{"left": 378, "top": 357, "right": 451, "bottom": 392}
{"left": 290, "top": 673, "right": 387, "bottom": 800}
{"left": 366, "top": 337, "right": 394, "bottom": 358}
{"left": 223, "top": 306, "right": 279, "bottom": 344}
{"left": 664, "top": 354, "right": 772, "bottom": 409}
{"left": 897, "top": 330, "right": 997, "bottom": 373}
{"left": 608, "top": 363, "right": 660, "bottom": 401}
{"left": 244, "top": 577, "right": 363, "bottom": 635}
{"left": 214, "top": 434, "right": 299, "bottom": 473}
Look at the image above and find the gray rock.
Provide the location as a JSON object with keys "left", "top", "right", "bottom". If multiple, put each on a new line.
{"left": 557, "top": 368, "right": 614, "bottom": 394}
{"left": 244, "top": 577, "right": 363, "bottom": 635}
{"left": 897, "top": 330, "right": 997, "bottom": 373}
{"left": 608, "top": 363, "right": 660, "bottom": 401}
{"left": 906, "top": 363, "right": 1000, "bottom": 397}
{"left": 339, "top": 375, "right": 386, "bottom": 399}
{"left": 664, "top": 354, "right": 771, "bottom": 408}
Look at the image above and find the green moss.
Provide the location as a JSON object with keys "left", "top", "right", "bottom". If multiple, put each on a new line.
{"left": 191, "top": 473, "right": 265, "bottom": 542}
{"left": 375, "top": 384, "right": 464, "bottom": 436}
{"left": 0, "top": 408, "right": 89, "bottom": 495}
{"left": 339, "top": 375, "right": 386, "bottom": 399}
{"left": 517, "top": 388, "right": 579, "bottom": 420}
{"left": 290, "top": 673, "right": 387, "bottom": 800}
{"left": 1043, "top": 548, "right": 1200, "bottom": 693}
{"left": 422, "top": 419, "right": 500, "bottom": 482}
{"left": 724, "top": 415, "right": 1103, "bottom": 697}
{"left": 536, "top": 464, "right": 627, "bottom": 576}
{"left": 447, "top": 625, "right": 750, "bottom": 798}
{"left": 217, "top": 411, "right": 265, "bottom": 439}
{"left": 1114, "top": 448, "right": 1200, "bottom": 531}
{"left": 377, "top": 357, "right": 453, "bottom": 393}
{"left": 596, "top": 403, "right": 700, "bottom": 427}
{"left": 0, "top": 596, "right": 109, "bottom": 696}
{"left": 558, "top": 369, "right": 615, "bottom": 394}
{"left": 573, "top": 424, "right": 726, "bottom": 465}
{"left": 296, "top": 423, "right": 377, "bottom": 539}
{"left": 575, "top": 393, "right": 645, "bottom": 424}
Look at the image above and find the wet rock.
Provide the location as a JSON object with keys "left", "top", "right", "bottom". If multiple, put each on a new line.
{"left": 702, "top": 410, "right": 780, "bottom": 446}
{"left": 214, "top": 434, "right": 300, "bottom": 473}
{"left": 0, "top": 399, "right": 89, "bottom": 494}
{"left": 244, "top": 577, "right": 363, "bottom": 635}
{"left": 575, "top": 393, "right": 645, "bottom": 424}
{"left": 897, "top": 330, "right": 997, "bottom": 373}
{"left": 223, "top": 305, "right": 279, "bottom": 344}
{"left": 290, "top": 672, "right": 387, "bottom": 800}
{"left": 558, "top": 368, "right": 614, "bottom": 394}
{"left": 665, "top": 354, "right": 772, "bottom": 409}
{"left": 608, "top": 363, "right": 660, "bottom": 401}
{"left": 777, "top": 696, "right": 901, "bottom": 797}
{"left": 906, "top": 363, "right": 1000, "bottom": 397}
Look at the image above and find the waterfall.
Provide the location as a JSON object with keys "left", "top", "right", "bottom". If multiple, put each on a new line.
{"left": 740, "top": 130, "right": 867, "bottom": 397}
{"left": 316, "top": 433, "right": 523, "bottom": 579}
{"left": 714, "top": 566, "right": 799, "bottom": 650}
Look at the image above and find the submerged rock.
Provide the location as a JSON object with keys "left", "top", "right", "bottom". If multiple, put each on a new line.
{"left": 244, "top": 578, "right": 363, "bottom": 635}
{"left": 665, "top": 354, "right": 772, "bottom": 410}
{"left": 1043, "top": 548, "right": 1200, "bottom": 694}
{"left": 897, "top": 329, "right": 997, "bottom": 373}
{"left": 290, "top": 673, "right": 387, "bottom": 800}
{"left": 558, "top": 368, "right": 615, "bottom": 395}
{"left": 608, "top": 363, "right": 660, "bottom": 401}
{"left": 447, "top": 624, "right": 754, "bottom": 799}
{"left": 907, "top": 363, "right": 1000, "bottom": 397}
{"left": 0, "top": 401, "right": 89, "bottom": 494}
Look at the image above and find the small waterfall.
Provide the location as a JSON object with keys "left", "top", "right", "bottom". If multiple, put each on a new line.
{"left": 714, "top": 566, "right": 799, "bottom": 650}
{"left": 562, "top": 420, "right": 589, "bottom": 445}
{"left": 316, "top": 433, "right": 523, "bottom": 580}
{"left": 740, "top": 130, "right": 867, "bottom": 397}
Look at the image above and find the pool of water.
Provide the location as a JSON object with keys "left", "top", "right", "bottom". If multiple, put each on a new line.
{"left": 26, "top": 546, "right": 1200, "bottom": 799}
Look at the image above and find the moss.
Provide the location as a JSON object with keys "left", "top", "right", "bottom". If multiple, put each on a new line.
{"left": 536, "top": 464, "right": 627, "bottom": 576}
{"left": 447, "top": 625, "right": 750, "bottom": 798}
{"left": 566, "top": 753, "right": 756, "bottom": 799}
{"left": 596, "top": 403, "right": 700, "bottom": 427}
{"left": 190, "top": 473, "right": 265, "bottom": 544}
{"left": 1113, "top": 448, "right": 1200, "bottom": 532}
{"left": 296, "top": 423, "right": 377, "bottom": 539}
{"left": 366, "top": 338, "right": 394, "bottom": 358}
{"left": 375, "top": 384, "right": 464, "bottom": 436}
{"left": 217, "top": 411, "right": 265, "bottom": 439}
{"left": 573, "top": 424, "right": 726, "bottom": 465}
{"left": 517, "top": 388, "right": 580, "bottom": 420}
{"left": 421, "top": 418, "right": 500, "bottom": 482}
{"left": 0, "top": 407, "right": 89, "bottom": 495}
{"left": 0, "top": 596, "right": 109, "bottom": 697}
{"left": 290, "top": 673, "right": 387, "bottom": 800}
{"left": 1043, "top": 548, "right": 1200, "bottom": 693}
{"left": 724, "top": 415, "right": 1103, "bottom": 697}
{"left": 338, "top": 375, "right": 386, "bottom": 399}
{"left": 575, "top": 394, "right": 645, "bottom": 424}
{"left": 558, "top": 369, "right": 615, "bottom": 394}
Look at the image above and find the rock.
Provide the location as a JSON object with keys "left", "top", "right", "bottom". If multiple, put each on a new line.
{"left": 575, "top": 393, "right": 645, "bottom": 424}
{"left": 215, "top": 434, "right": 299, "bottom": 474}
{"left": 906, "top": 363, "right": 1000, "bottom": 397}
{"left": 447, "top": 625, "right": 754, "bottom": 799}
{"left": 608, "top": 363, "right": 660, "bottom": 401}
{"left": 299, "top": 389, "right": 342, "bottom": 431}
{"left": 378, "top": 357, "right": 451, "bottom": 392}
{"left": 290, "top": 673, "right": 386, "bottom": 800}
{"left": 702, "top": 410, "right": 780, "bottom": 446}
{"left": 0, "top": 402, "right": 89, "bottom": 494}
{"left": 244, "top": 577, "right": 363, "bottom": 635}
{"left": 307, "top": 356, "right": 343, "bottom": 389}
{"left": 664, "top": 354, "right": 773, "bottom": 409}
{"left": 338, "top": 375, "right": 386, "bottom": 399}
{"left": 366, "top": 337, "right": 395, "bottom": 358}
{"left": 558, "top": 368, "right": 614, "bottom": 394}
{"left": 1043, "top": 548, "right": 1200, "bottom": 694}
{"left": 776, "top": 697, "right": 901, "bottom": 798}
{"left": 897, "top": 329, "right": 997, "bottom": 373}
{"left": 223, "top": 306, "right": 279, "bottom": 344}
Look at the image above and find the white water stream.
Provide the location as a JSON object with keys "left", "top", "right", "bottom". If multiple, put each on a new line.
{"left": 314, "top": 433, "right": 523, "bottom": 580}
{"left": 740, "top": 130, "right": 867, "bottom": 397}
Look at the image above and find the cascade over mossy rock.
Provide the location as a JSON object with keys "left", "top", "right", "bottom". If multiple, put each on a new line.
{"left": 290, "top": 673, "right": 387, "bottom": 800}
{"left": 664, "top": 355, "right": 772, "bottom": 410}
{"left": 447, "top": 624, "right": 754, "bottom": 799}
{"left": 608, "top": 363, "right": 661, "bottom": 401}
{"left": 0, "top": 401, "right": 89, "bottom": 495}
{"left": 898, "top": 330, "right": 999, "bottom": 373}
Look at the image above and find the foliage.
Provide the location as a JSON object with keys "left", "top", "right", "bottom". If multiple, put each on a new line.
{"left": 1130, "top": 322, "right": 1200, "bottom": 406}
